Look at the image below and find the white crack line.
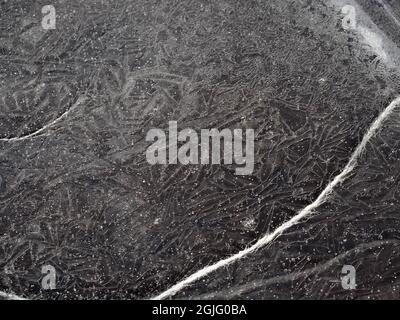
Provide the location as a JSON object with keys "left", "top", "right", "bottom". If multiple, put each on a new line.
{"left": 152, "top": 96, "right": 400, "bottom": 300}
{"left": 0, "top": 96, "right": 87, "bottom": 142}
{"left": 0, "top": 291, "right": 26, "bottom": 300}
{"left": 193, "top": 240, "right": 398, "bottom": 299}
{"left": 376, "top": 0, "right": 400, "bottom": 28}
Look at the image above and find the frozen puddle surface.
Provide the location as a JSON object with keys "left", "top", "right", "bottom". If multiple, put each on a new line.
{"left": 154, "top": 96, "right": 400, "bottom": 300}
{"left": 1, "top": 0, "right": 400, "bottom": 299}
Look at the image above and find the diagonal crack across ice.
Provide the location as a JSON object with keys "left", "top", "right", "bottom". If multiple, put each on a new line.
{"left": 152, "top": 96, "right": 400, "bottom": 300}
{"left": 0, "top": 291, "right": 26, "bottom": 300}
{"left": 193, "top": 240, "right": 398, "bottom": 299}
{"left": 0, "top": 96, "right": 87, "bottom": 142}
{"left": 376, "top": 0, "right": 400, "bottom": 28}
